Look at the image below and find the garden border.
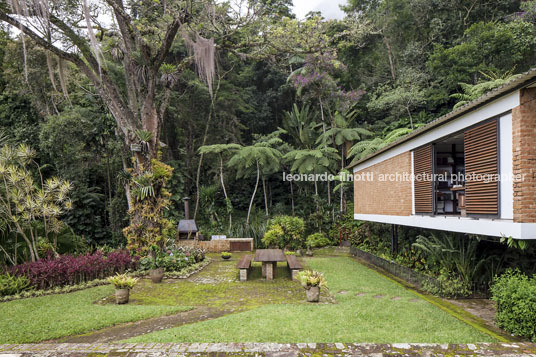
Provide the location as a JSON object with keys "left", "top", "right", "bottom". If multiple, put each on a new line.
{"left": 0, "top": 258, "right": 212, "bottom": 303}
{"left": 349, "top": 246, "right": 489, "bottom": 298}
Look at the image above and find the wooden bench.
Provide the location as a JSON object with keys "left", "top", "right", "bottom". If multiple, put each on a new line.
{"left": 285, "top": 255, "right": 302, "bottom": 280}
{"left": 237, "top": 255, "right": 252, "bottom": 281}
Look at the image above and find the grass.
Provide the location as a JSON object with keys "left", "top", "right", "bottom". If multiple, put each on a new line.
{"left": 0, "top": 285, "right": 190, "bottom": 343}
{"left": 120, "top": 254, "right": 318, "bottom": 310}
{"left": 125, "top": 256, "right": 495, "bottom": 343}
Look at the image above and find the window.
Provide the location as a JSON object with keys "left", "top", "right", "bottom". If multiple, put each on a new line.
{"left": 412, "top": 118, "right": 499, "bottom": 217}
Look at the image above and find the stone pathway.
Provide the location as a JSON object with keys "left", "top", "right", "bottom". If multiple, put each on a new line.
{"left": 1, "top": 342, "right": 536, "bottom": 356}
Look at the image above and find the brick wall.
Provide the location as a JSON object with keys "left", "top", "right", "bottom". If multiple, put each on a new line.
{"left": 354, "top": 152, "right": 413, "bottom": 216}
{"left": 512, "top": 88, "right": 536, "bottom": 223}
{"left": 177, "top": 238, "right": 254, "bottom": 252}
{"left": 177, "top": 239, "right": 230, "bottom": 253}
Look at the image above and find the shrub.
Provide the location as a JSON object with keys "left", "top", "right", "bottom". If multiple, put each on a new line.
{"left": 262, "top": 215, "right": 305, "bottom": 249}
{"left": 221, "top": 252, "right": 232, "bottom": 258}
{"left": 8, "top": 250, "right": 137, "bottom": 290}
{"left": 306, "top": 233, "right": 331, "bottom": 248}
{"left": 107, "top": 273, "right": 138, "bottom": 290}
{"left": 491, "top": 269, "right": 536, "bottom": 341}
{"left": 349, "top": 222, "right": 372, "bottom": 248}
{"left": 0, "top": 274, "right": 31, "bottom": 296}
{"left": 422, "top": 268, "right": 471, "bottom": 298}
{"left": 138, "top": 245, "right": 205, "bottom": 272}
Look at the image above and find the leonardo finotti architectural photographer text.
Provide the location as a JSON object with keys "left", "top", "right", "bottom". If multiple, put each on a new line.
{"left": 282, "top": 172, "right": 526, "bottom": 183}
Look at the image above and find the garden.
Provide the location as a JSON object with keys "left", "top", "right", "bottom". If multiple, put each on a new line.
{"left": 1, "top": 0, "right": 536, "bottom": 351}
{"left": 0, "top": 249, "right": 502, "bottom": 344}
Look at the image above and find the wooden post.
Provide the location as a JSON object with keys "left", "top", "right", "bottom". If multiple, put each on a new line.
{"left": 391, "top": 224, "right": 399, "bottom": 255}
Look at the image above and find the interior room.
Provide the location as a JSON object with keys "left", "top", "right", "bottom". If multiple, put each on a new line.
{"left": 434, "top": 133, "right": 465, "bottom": 215}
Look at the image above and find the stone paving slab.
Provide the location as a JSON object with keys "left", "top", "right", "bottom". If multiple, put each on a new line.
{"left": 1, "top": 343, "right": 536, "bottom": 356}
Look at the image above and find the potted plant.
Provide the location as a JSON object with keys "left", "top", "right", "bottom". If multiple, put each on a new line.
{"left": 305, "top": 242, "right": 313, "bottom": 257}
{"left": 221, "top": 251, "right": 232, "bottom": 260}
{"left": 297, "top": 270, "right": 327, "bottom": 302}
{"left": 107, "top": 273, "right": 138, "bottom": 304}
{"left": 148, "top": 246, "right": 165, "bottom": 283}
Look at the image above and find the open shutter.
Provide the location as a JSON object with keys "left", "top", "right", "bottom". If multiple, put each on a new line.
{"left": 464, "top": 119, "right": 499, "bottom": 215}
{"left": 413, "top": 144, "right": 433, "bottom": 213}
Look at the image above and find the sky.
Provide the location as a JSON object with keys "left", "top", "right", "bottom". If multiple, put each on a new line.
{"left": 292, "top": 0, "right": 347, "bottom": 20}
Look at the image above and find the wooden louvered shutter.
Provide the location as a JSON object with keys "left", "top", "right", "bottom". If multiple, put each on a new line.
{"left": 413, "top": 145, "right": 433, "bottom": 213}
{"left": 464, "top": 119, "right": 499, "bottom": 215}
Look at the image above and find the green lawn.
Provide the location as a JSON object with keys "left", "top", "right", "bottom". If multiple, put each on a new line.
{"left": 0, "top": 285, "right": 190, "bottom": 343}
{"left": 125, "top": 256, "right": 495, "bottom": 343}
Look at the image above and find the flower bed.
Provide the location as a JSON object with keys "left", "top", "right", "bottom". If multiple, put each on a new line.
{"left": 7, "top": 250, "right": 138, "bottom": 291}
{"left": 138, "top": 246, "right": 205, "bottom": 272}
{"left": 1, "top": 257, "right": 212, "bottom": 303}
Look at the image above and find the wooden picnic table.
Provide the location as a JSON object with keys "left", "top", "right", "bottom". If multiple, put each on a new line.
{"left": 254, "top": 249, "right": 286, "bottom": 280}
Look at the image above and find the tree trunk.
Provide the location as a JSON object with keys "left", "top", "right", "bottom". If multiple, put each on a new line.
{"left": 340, "top": 146, "right": 344, "bottom": 212}
{"left": 314, "top": 179, "right": 319, "bottom": 212}
{"left": 383, "top": 36, "right": 396, "bottom": 81}
{"left": 219, "top": 155, "right": 233, "bottom": 231}
{"left": 247, "top": 161, "right": 260, "bottom": 227}
{"left": 262, "top": 175, "right": 269, "bottom": 216}
{"left": 406, "top": 107, "right": 414, "bottom": 129}
{"left": 290, "top": 180, "right": 295, "bottom": 216}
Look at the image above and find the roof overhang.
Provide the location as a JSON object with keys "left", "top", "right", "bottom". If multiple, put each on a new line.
{"left": 348, "top": 68, "right": 536, "bottom": 169}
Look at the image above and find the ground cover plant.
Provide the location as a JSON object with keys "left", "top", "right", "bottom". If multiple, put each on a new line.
{"left": 0, "top": 285, "right": 190, "bottom": 343}
{"left": 125, "top": 256, "right": 494, "bottom": 343}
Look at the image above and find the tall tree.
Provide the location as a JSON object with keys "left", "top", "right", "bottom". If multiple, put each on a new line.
{"left": 198, "top": 143, "right": 240, "bottom": 230}
{"left": 317, "top": 111, "right": 371, "bottom": 211}
{"left": 228, "top": 137, "right": 281, "bottom": 226}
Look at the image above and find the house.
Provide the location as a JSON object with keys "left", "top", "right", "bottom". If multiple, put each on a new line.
{"left": 351, "top": 69, "right": 536, "bottom": 240}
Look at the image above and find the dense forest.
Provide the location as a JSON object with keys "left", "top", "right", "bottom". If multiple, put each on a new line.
{"left": 1, "top": 0, "right": 536, "bottom": 263}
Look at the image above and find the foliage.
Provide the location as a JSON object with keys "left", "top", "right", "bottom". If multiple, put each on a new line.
{"left": 221, "top": 252, "right": 232, "bottom": 258}
{"left": 500, "top": 235, "right": 529, "bottom": 250}
{"left": 138, "top": 245, "right": 205, "bottom": 272}
{"left": 262, "top": 215, "right": 305, "bottom": 249}
{"left": 283, "top": 146, "right": 340, "bottom": 176}
{"left": 39, "top": 106, "right": 125, "bottom": 245}
{"left": 107, "top": 273, "right": 138, "bottom": 290}
{"left": 413, "top": 232, "right": 486, "bottom": 286}
{"left": 123, "top": 158, "right": 175, "bottom": 254}
{"left": 451, "top": 71, "right": 519, "bottom": 109}
{"left": 367, "top": 68, "right": 427, "bottom": 128}
{"left": 422, "top": 268, "right": 471, "bottom": 298}
{"left": 306, "top": 233, "right": 332, "bottom": 249}
{"left": 348, "top": 127, "right": 414, "bottom": 163}
{"left": 491, "top": 269, "right": 536, "bottom": 341}
{"left": 0, "top": 144, "right": 73, "bottom": 262}
{"left": 8, "top": 250, "right": 137, "bottom": 290}
{"left": 0, "top": 273, "right": 30, "bottom": 296}
{"left": 428, "top": 20, "right": 536, "bottom": 93}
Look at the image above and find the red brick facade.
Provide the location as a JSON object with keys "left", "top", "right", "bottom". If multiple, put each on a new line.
{"left": 512, "top": 88, "right": 536, "bottom": 223}
{"left": 354, "top": 152, "right": 413, "bottom": 216}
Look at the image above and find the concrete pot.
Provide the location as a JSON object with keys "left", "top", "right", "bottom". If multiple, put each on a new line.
{"left": 115, "top": 288, "right": 130, "bottom": 304}
{"left": 306, "top": 286, "right": 320, "bottom": 302}
{"left": 149, "top": 268, "right": 164, "bottom": 283}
